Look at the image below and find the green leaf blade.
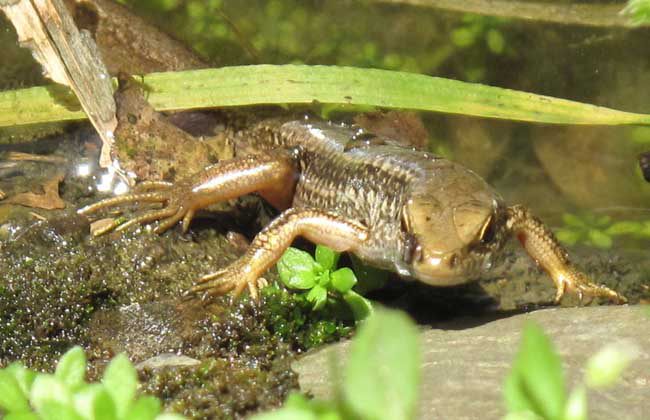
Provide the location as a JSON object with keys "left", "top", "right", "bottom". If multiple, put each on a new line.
{"left": 331, "top": 268, "right": 357, "bottom": 293}
{"left": 55, "top": 346, "right": 87, "bottom": 390}
{"left": 315, "top": 246, "right": 340, "bottom": 271}
{"left": 503, "top": 322, "right": 566, "bottom": 420}
{"left": 102, "top": 354, "right": 137, "bottom": 418}
{"left": 6, "top": 363, "right": 36, "bottom": 398}
{"left": 342, "top": 308, "right": 420, "bottom": 420}
{"left": 584, "top": 342, "right": 639, "bottom": 389}
{"left": 29, "top": 375, "right": 72, "bottom": 415}
{"left": 0, "top": 369, "right": 31, "bottom": 413}
{"left": 73, "top": 384, "right": 117, "bottom": 420}
{"left": 4, "top": 65, "right": 650, "bottom": 128}
{"left": 306, "top": 285, "right": 327, "bottom": 310}
{"left": 126, "top": 395, "right": 162, "bottom": 420}
{"left": 37, "top": 401, "right": 84, "bottom": 420}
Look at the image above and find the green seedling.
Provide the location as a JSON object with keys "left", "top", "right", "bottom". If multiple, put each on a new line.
{"left": 504, "top": 322, "right": 639, "bottom": 420}
{"left": 251, "top": 308, "right": 421, "bottom": 420}
{"left": 277, "top": 245, "right": 373, "bottom": 321}
{"left": 0, "top": 347, "right": 186, "bottom": 420}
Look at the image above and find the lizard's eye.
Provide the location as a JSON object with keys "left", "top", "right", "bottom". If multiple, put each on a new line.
{"left": 479, "top": 215, "right": 496, "bottom": 244}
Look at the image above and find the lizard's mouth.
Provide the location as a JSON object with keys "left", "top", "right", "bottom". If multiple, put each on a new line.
{"left": 410, "top": 249, "right": 496, "bottom": 286}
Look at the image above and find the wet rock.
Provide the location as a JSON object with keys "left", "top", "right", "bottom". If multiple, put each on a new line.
{"left": 136, "top": 353, "right": 200, "bottom": 370}
{"left": 88, "top": 300, "right": 216, "bottom": 362}
{"left": 447, "top": 116, "right": 513, "bottom": 179}
{"left": 533, "top": 126, "right": 650, "bottom": 209}
{"left": 294, "top": 306, "right": 650, "bottom": 420}
{"left": 354, "top": 111, "right": 430, "bottom": 150}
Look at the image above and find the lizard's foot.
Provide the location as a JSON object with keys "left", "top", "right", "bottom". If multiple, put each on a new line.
{"left": 507, "top": 205, "right": 626, "bottom": 305}
{"left": 553, "top": 268, "right": 627, "bottom": 304}
{"left": 187, "top": 258, "right": 266, "bottom": 303}
{"left": 78, "top": 182, "right": 195, "bottom": 235}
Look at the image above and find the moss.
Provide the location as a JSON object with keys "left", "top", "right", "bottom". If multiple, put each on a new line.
{"left": 260, "top": 286, "right": 353, "bottom": 350}
{"left": 0, "top": 201, "right": 353, "bottom": 417}
{"left": 139, "top": 356, "right": 296, "bottom": 419}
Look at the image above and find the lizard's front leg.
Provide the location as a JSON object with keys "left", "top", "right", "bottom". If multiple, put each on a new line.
{"left": 78, "top": 150, "right": 297, "bottom": 235}
{"left": 507, "top": 205, "right": 626, "bottom": 304}
{"left": 189, "top": 208, "right": 369, "bottom": 302}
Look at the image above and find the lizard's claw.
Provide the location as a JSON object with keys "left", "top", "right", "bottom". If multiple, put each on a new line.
{"left": 187, "top": 258, "right": 264, "bottom": 303}
{"left": 553, "top": 269, "right": 627, "bottom": 304}
{"left": 78, "top": 182, "right": 195, "bottom": 235}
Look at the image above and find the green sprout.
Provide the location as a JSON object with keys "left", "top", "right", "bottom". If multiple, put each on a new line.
{"left": 252, "top": 308, "right": 421, "bottom": 420}
{"left": 555, "top": 212, "right": 650, "bottom": 249}
{"left": 0, "top": 347, "right": 185, "bottom": 420}
{"left": 277, "top": 245, "right": 373, "bottom": 322}
{"left": 504, "top": 322, "right": 639, "bottom": 420}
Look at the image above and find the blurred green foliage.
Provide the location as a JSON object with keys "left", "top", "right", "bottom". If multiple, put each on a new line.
{"left": 556, "top": 213, "right": 650, "bottom": 250}
{"left": 0, "top": 347, "right": 185, "bottom": 420}
{"left": 116, "top": 0, "right": 512, "bottom": 82}
{"left": 504, "top": 322, "right": 638, "bottom": 420}
{"left": 251, "top": 308, "right": 421, "bottom": 420}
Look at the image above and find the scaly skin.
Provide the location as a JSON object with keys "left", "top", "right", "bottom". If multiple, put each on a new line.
{"left": 78, "top": 118, "right": 626, "bottom": 304}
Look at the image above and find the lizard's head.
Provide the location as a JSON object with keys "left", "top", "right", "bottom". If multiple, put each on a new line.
{"left": 400, "top": 163, "right": 508, "bottom": 285}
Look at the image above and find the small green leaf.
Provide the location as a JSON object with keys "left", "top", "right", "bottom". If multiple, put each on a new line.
{"left": 342, "top": 290, "right": 373, "bottom": 322}
{"left": 306, "top": 285, "right": 328, "bottom": 310}
{"left": 278, "top": 248, "right": 317, "bottom": 288}
{"left": 595, "top": 215, "right": 612, "bottom": 227}
{"left": 605, "top": 221, "right": 642, "bottom": 236}
{"left": 283, "top": 393, "right": 312, "bottom": 410}
{"left": 342, "top": 309, "right": 420, "bottom": 420}
{"left": 0, "top": 369, "right": 30, "bottom": 412}
{"left": 331, "top": 268, "right": 357, "bottom": 293}
{"left": 486, "top": 29, "right": 505, "bottom": 54}
{"left": 503, "top": 322, "right": 566, "bottom": 420}
{"left": 6, "top": 363, "right": 36, "bottom": 397}
{"left": 284, "top": 271, "right": 317, "bottom": 290}
{"left": 584, "top": 342, "right": 639, "bottom": 389}
{"left": 280, "top": 248, "right": 317, "bottom": 273}
{"left": 555, "top": 229, "right": 581, "bottom": 246}
{"left": 126, "top": 396, "right": 162, "bottom": 420}
{"left": 451, "top": 27, "right": 476, "bottom": 47}
{"left": 73, "top": 384, "right": 117, "bottom": 420}
{"left": 102, "top": 354, "right": 137, "bottom": 418}
{"left": 315, "top": 246, "right": 340, "bottom": 270}
{"left": 37, "top": 401, "right": 84, "bottom": 420}
{"left": 317, "top": 270, "right": 332, "bottom": 287}
{"left": 29, "top": 375, "right": 72, "bottom": 414}
{"left": 564, "top": 385, "right": 587, "bottom": 420}
{"left": 587, "top": 229, "right": 612, "bottom": 249}
{"left": 562, "top": 213, "right": 586, "bottom": 228}
{"left": 55, "top": 346, "right": 87, "bottom": 390}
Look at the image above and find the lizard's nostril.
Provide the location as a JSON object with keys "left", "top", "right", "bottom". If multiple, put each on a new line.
{"left": 448, "top": 254, "right": 458, "bottom": 268}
